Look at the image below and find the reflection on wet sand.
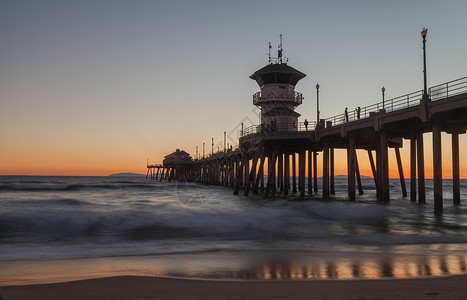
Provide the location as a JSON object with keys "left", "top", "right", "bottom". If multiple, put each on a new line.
{"left": 1, "top": 246, "right": 467, "bottom": 285}
{"left": 224, "top": 254, "right": 467, "bottom": 280}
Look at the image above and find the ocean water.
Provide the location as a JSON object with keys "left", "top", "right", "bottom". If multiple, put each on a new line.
{"left": 1, "top": 175, "right": 467, "bottom": 284}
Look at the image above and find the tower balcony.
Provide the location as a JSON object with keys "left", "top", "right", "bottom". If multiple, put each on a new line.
{"left": 253, "top": 90, "right": 303, "bottom": 106}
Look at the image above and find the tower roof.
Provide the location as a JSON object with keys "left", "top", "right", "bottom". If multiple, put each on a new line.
{"left": 250, "top": 63, "right": 306, "bottom": 87}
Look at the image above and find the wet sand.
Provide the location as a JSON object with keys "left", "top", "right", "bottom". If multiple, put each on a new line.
{"left": 1, "top": 274, "right": 467, "bottom": 300}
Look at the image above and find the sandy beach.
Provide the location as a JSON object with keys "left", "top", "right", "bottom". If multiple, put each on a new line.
{"left": 1, "top": 274, "right": 467, "bottom": 300}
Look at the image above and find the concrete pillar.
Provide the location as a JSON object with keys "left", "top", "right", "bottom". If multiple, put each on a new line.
{"left": 233, "top": 156, "right": 244, "bottom": 195}
{"left": 395, "top": 147, "right": 408, "bottom": 197}
{"left": 244, "top": 158, "right": 250, "bottom": 188}
{"left": 278, "top": 153, "right": 283, "bottom": 192}
{"left": 355, "top": 152, "right": 364, "bottom": 195}
{"left": 323, "top": 144, "right": 330, "bottom": 197}
{"left": 452, "top": 133, "right": 460, "bottom": 204}
{"left": 308, "top": 150, "right": 313, "bottom": 195}
{"left": 348, "top": 138, "right": 356, "bottom": 201}
{"left": 410, "top": 138, "right": 417, "bottom": 202}
{"left": 244, "top": 151, "right": 260, "bottom": 196}
{"left": 330, "top": 147, "right": 335, "bottom": 195}
{"left": 313, "top": 152, "right": 318, "bottom": 192}
{"left": 375, "top": 144, "right": 381, "bottom": 200}
{"left": 380, "top": 133, "right": 390, "bottom": 203}
{"left": 367, "top": 150, "right": 377, "bottom": 190}
{"left": 284, "top": 152, "right": 290, "bottom": 196}
{"left": 292, "top": 153, "right": 297, "bottom": 193}
{"left": 265, "top": 152, "right": 277, "bottom": 197}
{"left": 253, "top": 151, "right": 266, "bottom": 194}
{"left": 299, "top": 150, "right": 306, "bottom": 197}
{"left": 417, "top": 132, "right": 426, "bottom": 204}
{"left": 432, "top": 123, "right": 443, "bottom": 213}
{"left": 272, "top": 155, "right": 277, "bottom": 192}
{"left": 260, "top": 161, "right": 265, "bottom": 191}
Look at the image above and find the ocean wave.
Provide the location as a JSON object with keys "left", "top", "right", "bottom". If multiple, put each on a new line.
{"left": 346, "top": 234, "right": 467, "bottom": 246}
{"left": 0, "top": 182, "right": 161, "bottom": 192}
{"left": 304, "top": 201, "right": 394, "bottom": 222}
{"left": 0, "top": 183, "right": 78, "bottom": 191}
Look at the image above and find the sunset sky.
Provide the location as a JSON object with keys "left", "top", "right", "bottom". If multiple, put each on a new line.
{"left": 1, "top": 0, "right": 467, "bottom": 177}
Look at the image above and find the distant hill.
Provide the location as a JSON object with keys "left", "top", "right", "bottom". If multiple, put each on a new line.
{"left": 108, "top": 173, "right": 144, "bottom": 177}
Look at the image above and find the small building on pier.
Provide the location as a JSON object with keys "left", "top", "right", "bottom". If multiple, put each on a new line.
{"left": 163, "top": 149, "right": 192, "bottom": 165}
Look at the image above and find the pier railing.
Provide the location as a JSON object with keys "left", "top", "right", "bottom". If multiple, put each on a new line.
{"left": 429, "top": 76, "right": 467, "bottom": 101}
{"left": 253, "top": 90, "right": 303, "bottom": 106}
{"left": 241, "top": 76, "right": 467, "bottom": 137}
{"left": 324, "top": 90, "right": 424, "bottom": 126}
{"left": 241, "top": 121, "right": 316, "bottom": 137}
{"left": 324, "top": 76, "right": 467, "bottom": 127}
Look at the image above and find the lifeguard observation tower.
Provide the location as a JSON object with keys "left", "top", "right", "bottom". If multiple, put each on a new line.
{"left": 250, "top": 35, "right": 306, "bottom": 132}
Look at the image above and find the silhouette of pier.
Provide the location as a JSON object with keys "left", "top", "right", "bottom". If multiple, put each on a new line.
{"left": 148, "top": 33, "right": 467, "bottom": 214}
{"left": 148, "top": 76, "right": 467, "bottom": 214}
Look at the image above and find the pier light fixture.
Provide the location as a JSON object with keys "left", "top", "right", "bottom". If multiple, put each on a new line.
{"left": 421, "top": 28, "right": 427, "bottom": 38}
{"left": 421, "top": 27, "right": 429, "bottom": 101}
{"left": 316, "top": 83, "right": 320, "bottom": 125}
{"left": 382, "top": 86, "right": 386, "bottom": 109}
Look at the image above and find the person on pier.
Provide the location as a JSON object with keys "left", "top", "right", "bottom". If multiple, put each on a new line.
{"left": 345, "top": 108, "right": 349, "bottom": 122}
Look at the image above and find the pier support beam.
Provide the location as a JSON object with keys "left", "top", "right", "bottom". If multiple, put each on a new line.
{"left": 417, "top": 132, "right": 426, "bottom": 204}
{"left": 245, "top": 150, "right": 261, "bottom": 196}
{"left": 368, "top": 150, "right": 377, "bottom": 190}
{"left": 330, "top": 147, "right": 335, "bottom": 195}
{"left": 355, "top": 152, "right": 364, "bottom": 195}
{"left": 233, "top": 155, "right": 244, "bottom": 195}
{"left": 432, "top": 124, "right": 443, "bottom": 213}
{"left": 313, "top": 152, "right": 318, "bottom": 193}
{"left": 395, "top": 147, "right": 407, "bottom": 197}
{"left": 452, "top": 132, "right": 460, "bottom": 204}
{"left": 348, "top": 138, "right": 356, "bottom": 201}
{"left": 379, "top": 133, "right": 390, "bottom": 203}
{"left": 308, "top": 150, "right": 312, "bottom": 195}
{"left": 410, "top": 138, "right": 417, "bottom": 202}
{"left": 253, "top": 150, "right": 266, "bottom": 195}
{"left": 299, "top": 150, "right": 306, "bottom": 197}
{"left": 292, "top": 153, "right": 297, "bottom": 193}
{"left": 278, "top": 153, "right": 283, "bottom": 192}
{"left": 284, "top": 152, "right": 290, "bottom": 196}
{"left": 265, "top": 151, "right": 277, "bottom": 197}
{"left": 323, "top": 143, "right": 330, "bottom": 198}
{"left": 375, "top": 145, "right": 381, "bottom": 200}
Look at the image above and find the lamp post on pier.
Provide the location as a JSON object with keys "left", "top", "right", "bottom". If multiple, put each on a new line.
{"left": 316, "top": 83, "right": 320, "bottom": 128}
{"left": 382, "top": 86, "right": 385, "bottom": 110}
{"left": 421, "top": 28, "right": 429, "bottom": 102}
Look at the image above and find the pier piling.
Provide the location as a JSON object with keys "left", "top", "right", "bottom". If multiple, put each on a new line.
{"left": 417, "top": 132, "right": 426, "bottom": 204}
{"left": 452, "top": 132, "right": 461, "bottom": 204}
{"left": 432, "top": 123, "right": 443, "bottom": 213}
{"left": 410, "top": 138, "right": 417, "bottom": 201}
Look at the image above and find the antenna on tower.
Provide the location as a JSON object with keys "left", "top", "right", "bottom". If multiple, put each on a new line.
{"left": 268, "top": 42, "right": 272, "bottom": 64}
{"left": 278, "top": 34, "right": 283, "bottom": 63}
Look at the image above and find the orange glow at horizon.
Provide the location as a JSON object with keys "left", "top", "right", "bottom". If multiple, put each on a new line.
{"left": 2, "top": 133, "right": 467, "bottom": 178}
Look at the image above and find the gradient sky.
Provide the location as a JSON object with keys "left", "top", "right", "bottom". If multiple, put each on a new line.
{"left": 1, "top": 0, "right": 467, "bottom": 176}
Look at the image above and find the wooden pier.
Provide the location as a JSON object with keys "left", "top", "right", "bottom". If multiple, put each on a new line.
{"left": 148, "top": 76, "right": 467, "bottom": 214}
{"left": 147, "top": 34, "right": 467, "bottom": 214}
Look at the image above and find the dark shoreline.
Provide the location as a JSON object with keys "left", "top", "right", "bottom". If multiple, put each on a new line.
{"left": 1, "top": 274, "right": 467, "bottom": 300}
